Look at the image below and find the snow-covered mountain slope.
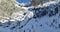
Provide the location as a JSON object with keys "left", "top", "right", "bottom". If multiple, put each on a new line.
{"left": 0, "top": 0, "right": 60, "bottom": 32}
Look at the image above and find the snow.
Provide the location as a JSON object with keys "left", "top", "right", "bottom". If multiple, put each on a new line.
{"left": 0, "top": 1, "right": 60, "bottom": 32}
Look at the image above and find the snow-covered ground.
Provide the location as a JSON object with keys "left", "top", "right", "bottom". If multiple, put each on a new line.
{"left": 0, "top": 1, "right": 60, "bottom": 32}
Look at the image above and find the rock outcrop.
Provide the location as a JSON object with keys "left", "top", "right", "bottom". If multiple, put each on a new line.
{"left": 0, "top": 0, "right": 28, "bottom": 22}
{"left": 30, "top": 0, "right": 57, "bottom": 6}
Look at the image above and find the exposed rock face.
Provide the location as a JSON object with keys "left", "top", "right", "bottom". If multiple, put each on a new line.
{"left": 30, "top": 0, "right": 57, "bottom": 6}
{"left": 0, "top": 0, "right": 28, "bottom": 21}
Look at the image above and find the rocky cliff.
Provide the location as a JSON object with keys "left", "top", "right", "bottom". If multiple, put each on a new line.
{"left": 0, "top": 0, "right": 29, "bottom": 22}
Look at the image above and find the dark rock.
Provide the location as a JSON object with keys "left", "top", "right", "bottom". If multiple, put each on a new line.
{"left": 49, "top": 11, "right": 54, "bottom": 17}
{"left": 58, "top": 24, "right": 60, "bottom": 28}
{"left": 0, "top": 22, "right": 3, "bottom": 26}
{"left": 23, "top": 30, "right": 25, "bottom": 32}
{"left": 53, "top": 19, "right": 57, "bottom": 23}
{"left": 10, "top": 26, "right": 16, "bottom": 30}
{"left": 54, "top": 7, "right": 58, "bottom": 14}
{"left": 41, "top": 10, "right": 47, "bottom": 16}
{"left": 19, "top": 26, "right": 23, "bottom": 29}
{"left": 40, "top": 24, "right": 42, "bottom": 27}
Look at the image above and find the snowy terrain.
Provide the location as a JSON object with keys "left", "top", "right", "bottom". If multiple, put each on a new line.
{"left": 0, "top": 1, "right": 60, "bottom": 32}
